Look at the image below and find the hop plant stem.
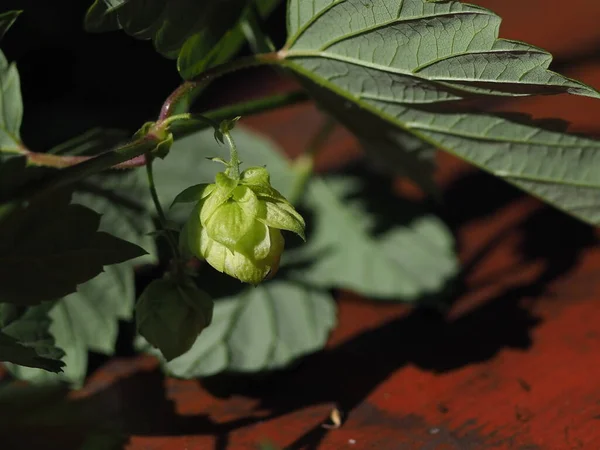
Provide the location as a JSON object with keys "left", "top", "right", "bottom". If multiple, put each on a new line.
{"left": 145, "top": 154, "right": 181, "bottom": 264}
{"left": 224, "top": 131, "right": 241, "bottom": 180}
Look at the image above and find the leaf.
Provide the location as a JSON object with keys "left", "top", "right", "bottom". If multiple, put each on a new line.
{"left": 5, "top": 265, "right": 136, "bottom": 386}
{"left": 287, "top": 170, "right": 458, "bottom": 300}
{"left": 73, "top": 171, "right": 158, "bottom": 265}
{"left": 0, "top": 10, "right": 21, "bottom": 42}
{"left": 138, "top": 277, "right": 336, "bottom": 377}
{"left": 0, "top": 49, "right": 22, "bottom": 152}
{"left": 136, "top": 279, "right": 213, "bottom": 362}
{"left": 284, "top": 0, "right": 599, "bottom": 98}
{"left": 0, "top": 192, "right": 146, "bottom": 306}
{"left": 85, "top": 0, "right": 246, "bottom": 57}
{"left": 0, "top": 303, "right": 65, "bottom": 372}
{"left": 281, "top": 0, "right": 600, "bottom": 225}
{"left": 3, "top": 131, "right": 159, "bottom": 384}
{"left": 85, "top": 0, "right": 282, "bottom": 79}
{"left": 178, "top": 0, "right": 282, "bottom": 78}
{"left": 48, "top": 128, "right": 156, "bottom": 264}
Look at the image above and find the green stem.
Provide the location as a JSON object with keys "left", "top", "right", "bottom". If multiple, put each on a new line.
{"left": 145, "top": 153, "right": 181, "bottom": 261}
{"left": 171, "top": 90, "right": 309, "bottom": 138}
{"left": 240, "top": 3, "right": 275, "bottom": 54}
{"left": 224, "top": 131, "right": 241, "bottom": 179}
{"left": 159, "top": 52, "right": 280, "bottom": 120}
{"left": 289, "top": 117, "right": 337, "bottom": 205}
{"left": 2, "top": 134, "right": 161, "bottom": 204}
{"left": 6, "top": 91, "right": 309, "bottom": 171}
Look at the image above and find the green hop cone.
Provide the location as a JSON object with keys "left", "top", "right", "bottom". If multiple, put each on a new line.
{"left": 177, "top": 167, "right": 305, "bottom": 285}
{"left": 136, "top": 278, "right": 213, "bottom": 361}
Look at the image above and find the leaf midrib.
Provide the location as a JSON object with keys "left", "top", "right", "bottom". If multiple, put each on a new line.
{"left": 285, "top": 50, "right": 584, "bottom": 90}
{"left": 280, "top": 59, "right": 600, "bottom": 222}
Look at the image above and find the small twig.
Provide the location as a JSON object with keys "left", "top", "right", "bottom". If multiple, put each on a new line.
{"left": 145, "top": 153, "right": 181, "bottom": 262}
{"left": 159, "top": 52, "right": 280, "bottom": 121}
{"left": 5, "top": 91, "right": 308, "bottom": 171}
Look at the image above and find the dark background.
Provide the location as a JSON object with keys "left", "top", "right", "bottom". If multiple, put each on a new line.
{"left": 1, "top": 0, "right": 288, "bottom": 151}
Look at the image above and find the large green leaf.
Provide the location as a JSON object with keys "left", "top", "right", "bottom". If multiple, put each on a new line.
{"left": 138, "top": 277, "right": 336, "bottom": 377}
{"left": 0, "top": 49, "right": 22, "bottom": 152}
{"left": 284, "top": 0, "right": 598, "bottom": 98}
{"left": 0, "top": 303, "right": 64, "bottom": 373}
{"left": 5, "top": 170, "right": 156, "bottom": 385}
{"left": 4, "top": 135, "right": 158, "bottom": 384}
{"left": 280, "top": 0, "right": 600, "bottom": 225}
{"left": 5, "top": 266, "right": 135, "bottom": 386}
{"left": 0, "top": 192, "right": 146, "bottom": 306}
{"left": 0, "top": 10, "right": 21, "bottom": 42}
{"left": 136, "top": 278, "right": 213, "bottom": 362}
{"left": 285, "top": 171, "right": 458, "bottom": 300}
{"left": 47, "top": 128, "right": 157, "bottom": 263}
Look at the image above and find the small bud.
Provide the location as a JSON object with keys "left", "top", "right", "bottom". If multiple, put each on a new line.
{"left": 179, "top": 167, "right": 305, "bottom": 284}
{"left": 135, "top": 278, "right": 213, "bottom": 361}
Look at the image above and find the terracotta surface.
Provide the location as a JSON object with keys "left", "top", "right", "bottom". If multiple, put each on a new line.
{"left": 2, "top": 1, "right": 600, "bottom": 449}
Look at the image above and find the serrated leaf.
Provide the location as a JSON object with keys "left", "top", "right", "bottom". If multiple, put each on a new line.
{"left": 0, "top": 303, "right": 64, "bottom": 372}
{"left": 286, "top": 171, "right": 458, "bottom": 300}
{"left": 0, "top": 10, "right": 21, "bottom": 42}
{"left": 0, "top": 49, "right": 22, "bottom": 152}
{"left": 47, "top": 129, "right": 156, "bottom": 264}
{"left": 4, "top": 131, "right": 159, "bottom": 384}
{"left": 280, "top": 0, "right": 600, "bottom": 225}
{"left": 0, "top": 332, "right": 63, "bottom": 373}
{"left": 5, "top": 265, "right": 135, "bottom": 386}
{"left": 73, "top": 171, "right": 158, "bottom": 265}
{"left": 0, "top": 192, "right": 146, "bottom": 306}
{"left": 284, "top": 0, "right": 599, "bottom": 99}
{"left": 138, "top": 278, "right": 336, "bottom": 377}
{"left": 136, "top": 279, "right": 213, "bottom": 362}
